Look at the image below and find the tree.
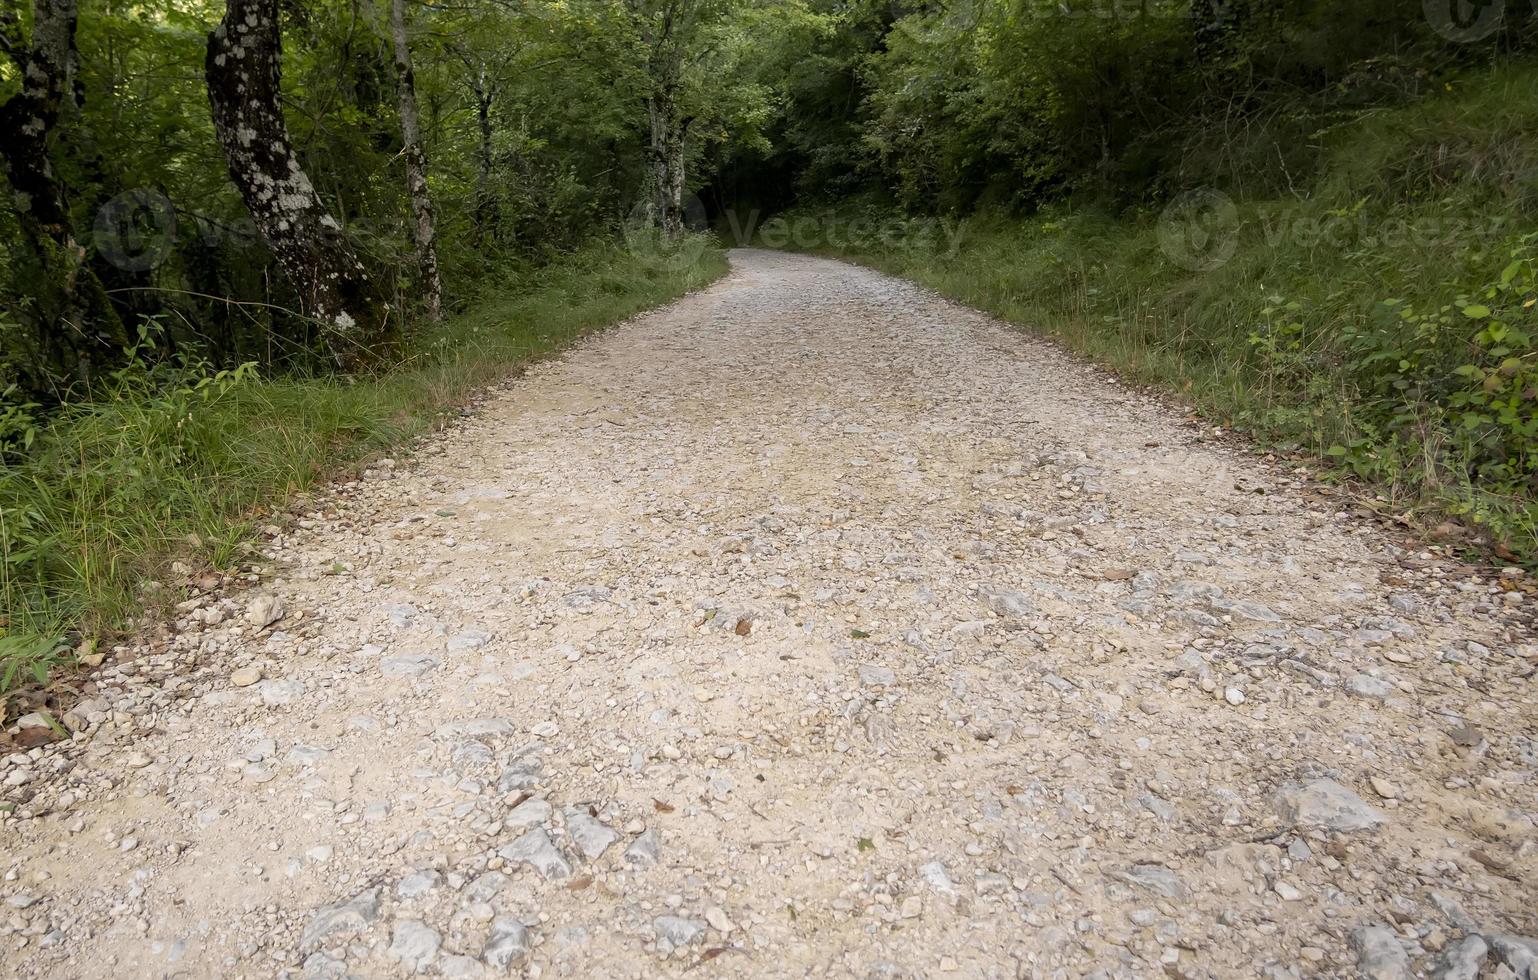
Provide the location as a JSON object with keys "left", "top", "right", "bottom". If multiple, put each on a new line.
{"left": 388, "top": 0, "right": 442, "bottom": 323}
{"left": 205, "top": 0, "right": 397, "bottom": 369}
{"left": 621, "top": 0, "right": 712, "bottom": 236}
{"left": 0, "top": 0, "right": 127, "bottom": 393}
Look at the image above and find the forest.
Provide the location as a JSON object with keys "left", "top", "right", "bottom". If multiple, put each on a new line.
{"left": 2, "top": 0, "right": 1537, "bottom": 690}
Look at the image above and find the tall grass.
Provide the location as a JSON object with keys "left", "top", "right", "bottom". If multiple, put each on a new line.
{"left": 770, "top": 62, "right": 1538, "bottom": 559}
{"left": 0, "top": 237, "right": 726, "bottom": 696}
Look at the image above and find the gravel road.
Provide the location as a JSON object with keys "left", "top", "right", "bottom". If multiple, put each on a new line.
{"left": 3, "top": 249, "right": 1536, "bottom": 979}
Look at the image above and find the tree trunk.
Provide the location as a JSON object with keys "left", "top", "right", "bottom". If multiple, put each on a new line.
{"left": 471, "top": 63, "right": 497, "bottom": 246}
{"left": 644, "top": 97, "right": 670, "bottom": 233}
{"left": 389, "top": 0, "right": 442, "bottom": 323}
{"left": 0, "top": 0, "right": 127, "bottom": 394}
{"left": 645, "top": 95, "right": 687, "bottom": 237}
{"left": 205, "top": 0, "right": 396, "bottom": 370}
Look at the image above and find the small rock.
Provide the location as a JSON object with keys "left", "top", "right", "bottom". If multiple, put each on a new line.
{"left": 230, "top": 666, "right": 263, "bottom": 688}
{"left": 1369, "top": 776, "right": 1398, "bottom": 799}
{"left": 704, "top": 906, "right": 735, "bottom": 933}
{"left": 1352, "top": 924, "right": 1411, "bottom": 980}
{"left": 247, "top": 595, "right": 285, "bottom": 629}
{"left": 482, "top": 916, "right": 531, "bottom": 970}
{"left": 564, "top": 808, "right": 619, "bottom": 861}
{"left": 625, "top": 829, "right": 660, "bottom": 868}
{"left": 1346, "top": 674, "right": 1393, "bottom": 700}
{"left": 1433, "top": 935, "right": 1489, "bottom": 980}
{"left": 497, "top": 829, "right": 571, "bottom": 879}
{"left": 1276, "top": 779, "right": 1385, "bottom": 833}
{"left": 300, "top": 888, "right": 380, "bottom": 949}
{"left": 858, "top": 664, "right": 896, "bottom": 686}
{"left": 653, "top": 915, "right": 706, "bottom": 949}
{"left": 386, "top": 920, "right": 441, "bottom": 973}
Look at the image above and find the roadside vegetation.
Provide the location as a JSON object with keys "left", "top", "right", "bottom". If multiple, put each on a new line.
{"left": 734, "top": 3, "right": 1538, "bottom": 563}
{"left": 0, "top": 240, "right": 724, "bottom": 696}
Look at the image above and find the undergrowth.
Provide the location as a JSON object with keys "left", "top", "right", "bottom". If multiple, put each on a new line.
{"left": 765, "top": 63, "right": 1538, "bottom": 562}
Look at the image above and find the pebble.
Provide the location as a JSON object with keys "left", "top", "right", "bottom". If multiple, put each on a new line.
{"left": 653, "top": 915, "right": 706, "bottom": 949}
{"left": 386, "top": 920, "right": 441, "bottom": 973}
{"left": 483, "top": 916, "right": 531, "bottom": 970}
{"left": 1352, "top": 924, "right": 1411, "bottom": 980}
{"left": 229, "top": 666, "right": 263, "bottom": 687}
{"left": 1276, "top": 779, "right": 1386, "bottom": 833}
{"left": 246, "top": 595, "right": 284, "bottom": 629}
{"left": 497, "top": 829, "right": 572, "bottom": 879}
{"left": 564, "top": 808, "right": 619, "bottom": 861}
{"left": 625, "top": 829, "right": 661, "bottom": 868}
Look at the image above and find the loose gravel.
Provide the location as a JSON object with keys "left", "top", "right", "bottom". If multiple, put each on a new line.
{"left": 3, "top": 249, "right": 1536, "bottom": 978}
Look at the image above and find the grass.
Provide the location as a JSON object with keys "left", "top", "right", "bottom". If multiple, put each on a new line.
{"left": 761, "top": 61, "right": 1538, "bottom": 563}
{"left": 0, "top": 235, "right": 727, "bottom": 703}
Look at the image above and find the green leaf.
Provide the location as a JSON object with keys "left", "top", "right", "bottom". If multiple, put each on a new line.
{"left": 1463, "top": 305, "right": 1492, "bottom": 319}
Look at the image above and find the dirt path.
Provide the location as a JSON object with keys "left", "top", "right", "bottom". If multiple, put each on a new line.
{"left": 4, "top": 249, "right": 1536, "bottom": 979}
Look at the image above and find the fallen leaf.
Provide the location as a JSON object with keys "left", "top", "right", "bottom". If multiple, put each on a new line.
{"left": 12, "top": 726, "right": 59, "bottom": 748}
{"left": 653, "top": 798, "right": 675, "bottom": 813}
{"left": 733, "top": 618, "right": 751, "bottom": 637}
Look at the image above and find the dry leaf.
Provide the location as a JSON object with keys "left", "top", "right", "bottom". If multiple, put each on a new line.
{"left": 653, "top": 798, "right": 675, "bottom": 813}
